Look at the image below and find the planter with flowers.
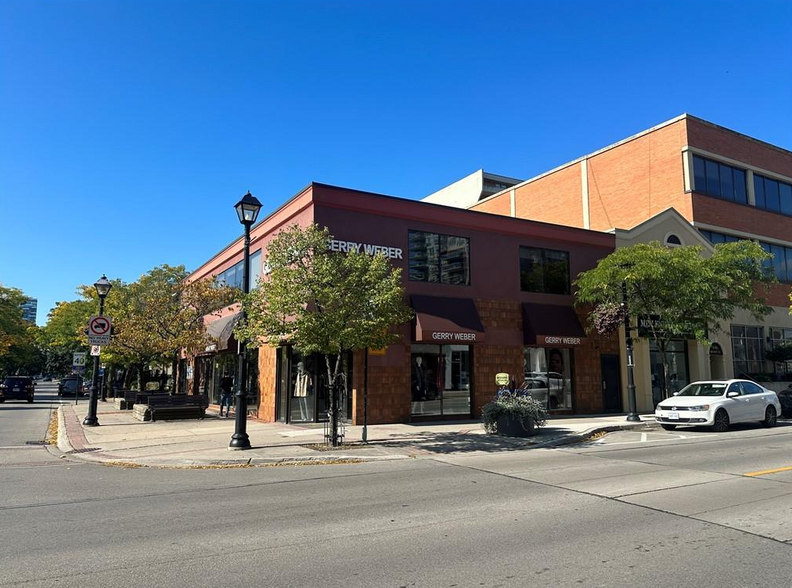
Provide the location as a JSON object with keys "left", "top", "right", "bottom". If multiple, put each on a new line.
{"left": 482, "top": 390, "right": 548, "bottom": 437}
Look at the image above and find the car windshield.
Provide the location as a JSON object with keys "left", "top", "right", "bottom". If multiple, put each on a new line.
{"left": 4, "top": 377, "right": 31, "bottom": 386}
{"left": 62, "top": 380, "right": 79, "bottom": 390}
{"left": 676, "top": 382, "right": 728, "bottom": 397}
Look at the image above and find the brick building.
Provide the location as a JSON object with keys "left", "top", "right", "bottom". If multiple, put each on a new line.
{"left": 187, "top": 183, "right": 619, "bottom": 425}
{"left": 459, "top": 114, "right": 792, "bottom": 403}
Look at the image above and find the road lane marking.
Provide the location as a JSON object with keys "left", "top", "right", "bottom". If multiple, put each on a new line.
{"left": 744, "top": 465, "right": 792, "bottom": 477}
{"left": 640, "top": 433, "right": 647, "bottom": 443}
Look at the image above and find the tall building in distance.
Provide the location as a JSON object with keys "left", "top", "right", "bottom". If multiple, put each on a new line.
{"left": 21, "top": 298, "right": 37, "bottom": 323}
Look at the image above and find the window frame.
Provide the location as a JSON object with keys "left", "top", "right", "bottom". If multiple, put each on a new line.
{"left": 407, "top": 229, "right": 471, "bottom": 286}
{"left": 519, "top": 245, "right": 571, "bottom": 295}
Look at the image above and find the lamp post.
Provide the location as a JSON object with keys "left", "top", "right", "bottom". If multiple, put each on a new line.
{"left": 622, "top": 280, "right": 641, "bottom": 422}
{"left": 229, "top": 191, "right": 262, "bottom": 450}
{"left": 83, "top": 275, "right": 112, "bottom": 427}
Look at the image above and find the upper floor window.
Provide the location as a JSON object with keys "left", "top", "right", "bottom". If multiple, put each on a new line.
{"left": 519, "top": 246, "right": 570, "bottom": 295}
{"left": 664, "top": 234, "right": 682, "bottom": 247}
{"left": 215, "top": 249, "right": 263, "bottom": 291}
{"left": 408, "top": 230, "right": 470, "bottom": 285}
{"left": 754, "top": 173, "right": 792, "bottom": 216}
{"left": 692, "top": 155, "right": 748, "bottom": 204}
{"left": 699, "top": 230, "right": 791, "bottom": 283}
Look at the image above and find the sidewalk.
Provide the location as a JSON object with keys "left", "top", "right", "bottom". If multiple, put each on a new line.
{"left": 56, "top": 400, "right": 658, "bottom": 468}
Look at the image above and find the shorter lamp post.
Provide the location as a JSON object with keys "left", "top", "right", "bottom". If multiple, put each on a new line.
{"left": 84, "top": 275, "right": 112, "bottom": 427}
{"left": 621, "top": 280, "right": 641, "bottom": 422}
{"left": 229, "top": 191, "right": 262, "bottom": 450}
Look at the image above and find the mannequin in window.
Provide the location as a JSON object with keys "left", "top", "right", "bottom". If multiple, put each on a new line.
{"left": 294, "top": 361, "right": 312, "bottom": 421}
{"left": 412, "top": 356, "right": 427, "bottom": 401}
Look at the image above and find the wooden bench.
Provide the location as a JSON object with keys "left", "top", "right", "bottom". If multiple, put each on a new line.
{"left": 113, "top": 390, "right": 136, "bottom": 410}
{"left": 133, "top": 394, "right": 209, "bottom": 422}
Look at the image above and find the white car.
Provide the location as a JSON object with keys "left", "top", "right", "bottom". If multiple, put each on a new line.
{"left": 655, "top": 379, "right": 781, "bottom": 432}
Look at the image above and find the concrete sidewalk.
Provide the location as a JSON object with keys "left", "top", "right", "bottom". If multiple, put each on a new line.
{"left": 56, "top": 400, "right": 657, "bottom": 468}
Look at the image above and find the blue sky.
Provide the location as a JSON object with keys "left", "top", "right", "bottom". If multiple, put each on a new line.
{"left": 1, "top": 0, "right": 791, "bottom": 324}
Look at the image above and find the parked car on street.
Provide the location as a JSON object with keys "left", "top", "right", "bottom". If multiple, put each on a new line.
{"left": 58, "top": 375, "right": 85, "bottom": 397}
{"left": 655, "top": 379, "right": 781, "bottom": 432}
{"left": 777, "top": 385, "right": 792, "bottom": 418}
{"left": 0, "top": 376, "right": 36, "bottom": 403}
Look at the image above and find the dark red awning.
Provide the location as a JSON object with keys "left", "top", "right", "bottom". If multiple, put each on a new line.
{"left": 522, "top": 303, "right": 586, "bottom": 347}
{"left": 412, "top": 295, "right": 484, "bottom": 343}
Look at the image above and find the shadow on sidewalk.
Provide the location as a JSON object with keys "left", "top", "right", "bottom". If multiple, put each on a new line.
{"left": 371, "top": 430, "right": 569, "bottom": 454}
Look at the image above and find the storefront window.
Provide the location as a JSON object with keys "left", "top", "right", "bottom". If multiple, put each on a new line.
{"left": 731, "top": 325, "right": 765, "bottom": 377}
{"left": 523, "top": 347, "right": 573, "bottom": 410}
{"left": 411, "top": 344, "right": 471, "bottom": 416}
{"left": 650, "top": 340, "right": 690, "bottom": 406}
{"left": 276, "top": 347, "right": 353, "bottom": 423}
{"left": 769, "top": 327, "right": 792, "bottom": 379}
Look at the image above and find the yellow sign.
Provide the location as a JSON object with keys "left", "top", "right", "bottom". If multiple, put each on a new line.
{"left": 495, "top": 372, "right": 510, "bottom": 386}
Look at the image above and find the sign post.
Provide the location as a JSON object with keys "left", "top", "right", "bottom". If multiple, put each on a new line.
{"left": 72, "top": 352, "right": 87, "bottom": 406}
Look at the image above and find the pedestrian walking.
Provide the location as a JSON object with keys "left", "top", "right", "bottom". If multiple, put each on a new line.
{"left": 219, "top": 374, "right": 234, "bottom": 417}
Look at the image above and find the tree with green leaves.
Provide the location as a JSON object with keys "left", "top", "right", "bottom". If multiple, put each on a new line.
{"left": 109, "top": 265, "right": 236, "bottom": 392}
{"left": 37, "top": 297, "right": 94, "bottom": 376}
{"left": 0, "top": 285, "right": 43, "bottom": 378}
{"left": 576, "top": 241, "right": 776, "bottom": 402}
{"left": 237, "top": 223, "right": 414, "bottom": 445}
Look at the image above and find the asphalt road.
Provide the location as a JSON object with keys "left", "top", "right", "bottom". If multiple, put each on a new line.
{"left": 1, "top": 389, "right": 791, "bottom": 587}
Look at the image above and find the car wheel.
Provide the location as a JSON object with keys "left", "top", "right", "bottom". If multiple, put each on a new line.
{"left": 762, "top": 405, "right": 777, "bottom": 428}
{"left": 712, "top": 409, "right": 730, "bottom": 432}
{"left": 661, "top": 424, "right": 677, "bottom": 431}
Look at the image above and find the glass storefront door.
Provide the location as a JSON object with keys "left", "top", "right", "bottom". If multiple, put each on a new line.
{"left": 650, "top": 340, "right": 690, "bottom": 406}
{"left": 411, "top": 344, "right": 471, "bottom": 417}
{"left": 523, "top": 347, "right": 574, "bottom": 410}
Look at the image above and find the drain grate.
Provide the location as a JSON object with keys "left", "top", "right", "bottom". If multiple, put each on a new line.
{"left": 70, "top": 447, "right": 100, "bottom": 453}
{"left": 25, "top": 441, "right": 47, "bottom": 446}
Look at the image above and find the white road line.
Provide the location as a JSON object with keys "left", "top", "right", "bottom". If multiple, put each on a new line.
{"left": 640, "top": 432, "right": 648, "bottom": 443}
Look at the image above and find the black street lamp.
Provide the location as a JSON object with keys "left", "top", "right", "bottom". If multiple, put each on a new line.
{"left": 229, "top": 191, "right": 262, "bottom": 450}
{"left": 83, "top": 275, "right": 112, "bottom": 427}
{"left": 622, "top": 280, "right": 641, "bottom": 422}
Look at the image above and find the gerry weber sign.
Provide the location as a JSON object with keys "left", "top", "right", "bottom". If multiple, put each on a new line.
{"left": 540, "top": 335, "right": 582, "bottom": 346}
{"left": 329, "top": 239, "right": 403, "bottom": 260}
{"left": 431, "top": 331, "right": 478, "bottom": 342}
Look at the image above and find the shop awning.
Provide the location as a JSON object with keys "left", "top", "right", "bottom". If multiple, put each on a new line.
{"left": 522, "top": 303, "right": 586, "bottom": 347}
{"left": 205, "top": 312, "right": 241, "bottom": 352}
{"left": 412, "top": 295, "right": 484, "bottom": 343}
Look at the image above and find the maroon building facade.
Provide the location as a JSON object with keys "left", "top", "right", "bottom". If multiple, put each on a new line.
{"left": 188, "top": 183, "right": 619, "bottom": 425}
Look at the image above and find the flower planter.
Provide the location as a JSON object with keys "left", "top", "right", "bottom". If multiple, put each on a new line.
{"left": 496, "top": 413, "right": 536, "bottom": 437}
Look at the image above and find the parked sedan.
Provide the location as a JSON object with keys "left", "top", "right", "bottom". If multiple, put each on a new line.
{"left": 655, "top": 379, "right": 781, "bottom": 432}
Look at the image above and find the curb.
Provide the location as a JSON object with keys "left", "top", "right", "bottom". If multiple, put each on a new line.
{"left": 531, "top": 420, "right": 659, "bottom": 449}
{"left": 54, "top": 404, "right": 657, "bottom": 469}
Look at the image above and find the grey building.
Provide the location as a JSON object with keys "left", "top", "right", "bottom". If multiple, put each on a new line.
{"left": 21, "top": 298, "right": 37, "bottom": 323}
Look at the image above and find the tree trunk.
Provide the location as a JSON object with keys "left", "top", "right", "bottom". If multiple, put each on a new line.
{"left": 171, "top": 353, "right": 179, "bottom": 394}
{"left": 137, "top": 363, "right": 146, "bottom": 393}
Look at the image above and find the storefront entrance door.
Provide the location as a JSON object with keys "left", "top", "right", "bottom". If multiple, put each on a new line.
{"left": 600, "top": 354, "right": 622, "bottom": 412}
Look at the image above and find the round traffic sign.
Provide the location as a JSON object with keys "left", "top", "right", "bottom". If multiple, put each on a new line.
{"left": 89, "top": 316, "right": 111, "bottom": 336}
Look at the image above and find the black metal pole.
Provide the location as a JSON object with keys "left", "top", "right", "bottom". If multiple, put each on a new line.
{"left": 229, "top": 222, "right": 252, "bottom": 450}
{"left": 363, "top": 348, "right": 369, "bottom": 444}
{"left": 83, "top": 296, "right": 105, "bottom": 427}
{"left": 623, "top": 281, "right": 640, "bottom": 422}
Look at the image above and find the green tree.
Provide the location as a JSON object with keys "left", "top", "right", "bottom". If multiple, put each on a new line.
{"left": 238, "top": 223, "right": 414, "bottom": 445}
{"left": 37, "top": 298, "right": 94, "bottom": 376}
{"left": 576, "top": 241, "right": 776, "bottom": 401}
{"left": 0, "top": 285, "right": 44, "bottom": 378}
